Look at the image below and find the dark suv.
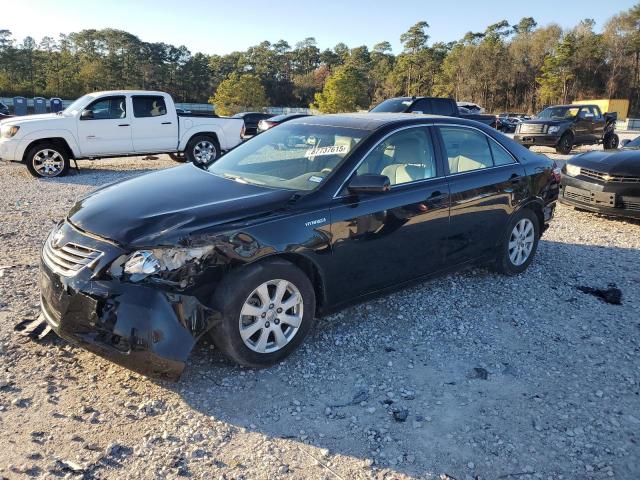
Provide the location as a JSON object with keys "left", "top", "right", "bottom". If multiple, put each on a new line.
{"left": 514, "top": 104, "right": 618, "bottom": 154}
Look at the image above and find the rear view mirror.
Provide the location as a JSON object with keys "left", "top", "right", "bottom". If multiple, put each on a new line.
{"left": 348, "top": 174, "right": 391, "bottom": 194}
{"left": 80, "top": 109, "right": 93, "bottom": 119}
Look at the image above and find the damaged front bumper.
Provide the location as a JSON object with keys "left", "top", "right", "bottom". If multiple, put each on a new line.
{"left": 39, "top": 222, "right": 218, "bottom": 381}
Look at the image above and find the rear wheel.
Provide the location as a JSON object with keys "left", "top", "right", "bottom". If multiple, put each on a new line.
{"left": 25, "top": 143, "right": 70, "bottom": 178}
{"left": 186, "top": 135, "right": 219, "bottom": 166}
{"left": 492, "top": 209, "right": 540, "bottom": 275}
{"left": 209, "top": 259, "right": 316, "bottom": 368}
{"left": 555, "top": 132, "right": 573, "bottom": 155}
{"left": 603, "top": 133, "right": 619, "bottom": 150}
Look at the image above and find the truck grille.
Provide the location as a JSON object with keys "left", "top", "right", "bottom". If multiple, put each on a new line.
{"left": 519, "top": 124, "right": 547, "bottom": 134}
{"left": 581, "top": 168, "right": 640, "bottom": 184}
{"left": 621, "top": 197, "right": 640, "bottom": 211}
{"left": 564, "top": 189, "right": 591, "bottom": 204}
{"left": 42, "top": 234, "right": 103, "bottom": 277}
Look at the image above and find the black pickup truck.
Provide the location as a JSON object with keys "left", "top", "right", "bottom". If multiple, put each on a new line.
{"left": 514, "top": 104, "right": 619, "bottom": 154}
{"left": 370, "top": 97, "right": 499, "bottom": 129}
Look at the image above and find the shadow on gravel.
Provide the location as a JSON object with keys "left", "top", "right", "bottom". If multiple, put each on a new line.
{"left": 167, "top": 239, "right": 640, "bottom": 478}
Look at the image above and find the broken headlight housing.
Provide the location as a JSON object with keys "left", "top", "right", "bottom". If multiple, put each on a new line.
{"left": 112, "top": 247, "right": 214, "bottom": 284}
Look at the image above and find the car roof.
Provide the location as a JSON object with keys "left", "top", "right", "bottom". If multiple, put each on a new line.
{"left": 287, "top": 112, "right": 487, "bottom": 131}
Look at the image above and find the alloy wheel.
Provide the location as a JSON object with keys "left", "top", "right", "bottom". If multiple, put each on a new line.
{"left": 192, "top": 141, "right": 217, "bottom": 164}
{"left": 238, "top": 279, "right": 303, "bottom": 354}
{"left": 508, "top": 218, "right": 535, "bottom": 266}
{"left": 32, "top": 149, "right": 64, "bottom": 177}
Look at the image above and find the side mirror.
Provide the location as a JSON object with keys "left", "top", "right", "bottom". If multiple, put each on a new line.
{"left": 348, "top": 174, "right": 391, "bottom": 194}
{"left": 80, "top": 109, "right": 93, "bottom": 119}
{"left": 620, "top": 139, "right": 631, "bottom": 147}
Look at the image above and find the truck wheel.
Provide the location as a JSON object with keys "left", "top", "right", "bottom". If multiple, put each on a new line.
{"left": 209, "top": 258, "right": 316, "bottom": 368}
{"left": 186, "top": 135, "right": 219, "bottom": 166}
{"left": 603, "top": 133, "right": 619, "bottom": 150}
{"left": 168, "top": 152, "right": 187, "bottom": 163}
{"left": 25, "top": 144, "right": 70, "bottom": 178}
{"left": 555, "top": 132, "right": 573, "bottom": 155}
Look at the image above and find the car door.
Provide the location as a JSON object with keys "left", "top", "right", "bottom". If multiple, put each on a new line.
{"left": 435, "top": 125, "right": 527, "bottom": 265}
{"left": 131, "top": 95, "right": 178, "bottom": 152}
{"left": 76, "top": 95, "right": 134, "bottom": 156}
{"left": 328, "top": 125, "right": 450, "bottom": 303}
{"left": 574, "top": 107, "right": 592, "bottom": 143}
{"left": 588, "top": 106, "right": 604, "bottom": 141}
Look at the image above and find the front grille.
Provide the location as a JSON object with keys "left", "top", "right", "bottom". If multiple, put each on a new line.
{"left": 42, "top": 234, "right": 103, "bottom": 277}
{"left": 580, "top": 168, "right": 640, "bottom": 184}
{"left": 621, "top": 197, "right": 640, "bottom": 211}
{"left": 519, "top": 124, "right": 547, "bottom": 134}
{"left": 564, "top": 189, "right": 591, "bottom": 204}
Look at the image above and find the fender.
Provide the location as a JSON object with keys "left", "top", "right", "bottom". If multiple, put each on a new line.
{"left": 18, "top": 128, "right": 81, "bottom": 160}
{"left": 179, "top": 118, "right": 243, "bottom": 151}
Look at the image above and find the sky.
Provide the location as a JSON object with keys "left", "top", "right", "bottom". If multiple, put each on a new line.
{"left": 3, "top": 0, "right": 637, "bottom": 55}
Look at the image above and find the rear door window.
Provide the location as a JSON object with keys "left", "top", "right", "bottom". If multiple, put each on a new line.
{"left": 132, "top": 96, "right": 167, "bottom": 118}
{"left": 431, "top": 99, "right": 456, "bottom": 116}
{"left": 439, "top": 127, "right": 493, "bottom": 174}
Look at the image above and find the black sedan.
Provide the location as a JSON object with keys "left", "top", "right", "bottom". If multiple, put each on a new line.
{"left": 39, "top": 114, "right": 558, "bottom": 380}
{"left": 560, "top": 136, "right": 640, "bottom": 219}
{"left": 256, "top": 113, "right": 309, "bottom": 133}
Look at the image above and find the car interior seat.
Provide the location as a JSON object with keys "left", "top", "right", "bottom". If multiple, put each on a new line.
{"left": 449, "top": 136, "right": 493, "bottom": 173}
{"left": 380, "top": 137, "right": 434, "bottom": 185}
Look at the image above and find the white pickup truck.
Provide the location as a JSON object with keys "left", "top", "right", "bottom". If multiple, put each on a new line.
{"left": 0, "top": 90, "right": 244, "bottom": 177}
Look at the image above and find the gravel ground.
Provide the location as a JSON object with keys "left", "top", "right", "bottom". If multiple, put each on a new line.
{"left": 0, "top": 138, "right": 639, "bottom": 480}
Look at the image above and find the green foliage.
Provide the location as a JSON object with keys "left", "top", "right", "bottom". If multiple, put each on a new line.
{"left": 209, "top": 74, "right": 268, "bottom": 116}
{"left": 1, "top": 4, "right": 639, "bottom": 115}
{"left": 312, "top": 65, "right": 369, "bottom": 113}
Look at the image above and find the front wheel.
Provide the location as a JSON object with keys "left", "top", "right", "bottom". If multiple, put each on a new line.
{"left": 186, "top": 135, "right": 219, "bottom": 166}
{"left": 492, "top": 209, "right": 540, "bottom": 275}
{"left": 209, "top": 259, "right": 316, "bottom": 368}
{"left": 603, "top": 133, "right": 619, "bottom": 150}
{"left": 555, "top": 133, "right": 573, "bottom": 155}
{"left": 25, "top": 144, "right": 70, "bottom": 178}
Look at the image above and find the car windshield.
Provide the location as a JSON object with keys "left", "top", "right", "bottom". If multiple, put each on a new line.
{"left": 63, "top": 94, "right": 93, "bottom": 116}
{"left": 370, "top": 99, "right": 412, "bottom": 113}
{"left": 207, "top": 123, "right": 368, "bottom": 191}
{"left": 624, "top": 136, "right": 640, "bottom": 149}
{"left": 536, "top": 106, "right": 580, "bottom": 120}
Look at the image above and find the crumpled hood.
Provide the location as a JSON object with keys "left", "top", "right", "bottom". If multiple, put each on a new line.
{"left": 570, "top": 149, "right": 640, "bottom": 177}
{"left": 68, "top": 164, "right": 296, "bottom": 246}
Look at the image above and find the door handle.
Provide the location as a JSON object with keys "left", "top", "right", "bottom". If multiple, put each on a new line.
{"left": 427, "top": 191, "right": 448, "bottom": 202}
{"left": 118, "top": 123, "right": 130, "bottom": 127}
{"left": 510, "top": 174, "right": 523, "bottom": 184}
{"left": 161, "top": 122, "right": 172, "bottom": 125}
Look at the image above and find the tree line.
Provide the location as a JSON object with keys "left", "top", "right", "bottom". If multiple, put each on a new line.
{"left": 1, "top": 3, "right": 638, "bottom": 116}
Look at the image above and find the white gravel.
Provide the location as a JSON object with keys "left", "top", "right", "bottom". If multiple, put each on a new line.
{"left": 0, "top": 144, "right": 639, "bottom": 479}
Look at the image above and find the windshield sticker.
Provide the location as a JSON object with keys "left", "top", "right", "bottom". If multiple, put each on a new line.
{"left": 308, "top": 175, "right": 324, "bottom": 183}
{"left": 305, "top": 145, "right": 349, "bottom": 158}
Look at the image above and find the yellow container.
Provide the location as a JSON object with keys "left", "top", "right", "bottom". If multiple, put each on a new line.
{"left": 573, "top": 99, "right": 629, "bottom": 120}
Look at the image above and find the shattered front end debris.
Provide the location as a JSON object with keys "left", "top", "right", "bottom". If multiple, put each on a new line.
{"left": 39, "top": 221, "right": 221, "bottom": 381}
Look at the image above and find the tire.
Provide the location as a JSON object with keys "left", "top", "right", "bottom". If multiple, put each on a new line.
{"left": 186, "top": 134, "right": 219, "bottom": 166}
{"left": 603, "top": 133, "right": 619, "bottom": 150}
{"left": 209, "top": 258, "right": 316, "bottom": 368}
{"left": 555, "top": 132, "right": 573, "bottom": 155}
{"left": 492, "top": 208, "right": 540, "bottom": 275}
{"left": 169, "top": 152, "right": 187, "bottom": 162}
{"left": 25, "top": 143, "right": 70, "bottom": 178}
